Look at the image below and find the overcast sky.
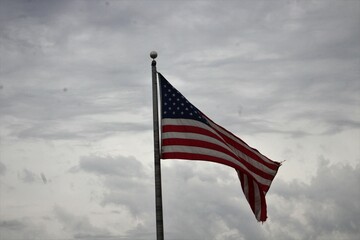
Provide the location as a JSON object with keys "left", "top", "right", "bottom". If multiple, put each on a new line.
{"left": 0, "top": 0, "right": 359, "bottom": 239}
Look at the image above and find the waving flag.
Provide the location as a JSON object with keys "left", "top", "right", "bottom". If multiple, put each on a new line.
{"left": 159, "top": 73, "right": 281, "bottom": 222}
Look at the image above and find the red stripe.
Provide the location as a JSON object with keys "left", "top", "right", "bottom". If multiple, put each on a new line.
{"left": 163, "top": 138, "right": 275, "bottom": 182}
{"left": 248, "top": 177, "right": 255, "bottom": 214}
{"left": 237, "top": 171, "right": 245, "bottom": 190}
{"left": 259, "top": 186, "right": 267, "bottom": 221}
{"left": 163, "top": 138, "right": 225, "bottom": 153}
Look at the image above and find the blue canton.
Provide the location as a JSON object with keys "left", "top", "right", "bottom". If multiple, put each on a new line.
{"left": 159, "top": 73, "right": 208, "bottom": 124}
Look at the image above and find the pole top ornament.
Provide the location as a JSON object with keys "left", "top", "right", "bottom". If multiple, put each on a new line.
{"left": 150, "top": 51, "right": 158, "bottom": 59}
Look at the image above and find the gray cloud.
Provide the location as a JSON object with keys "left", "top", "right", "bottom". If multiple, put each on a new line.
{"left": 289, "top": 111, "right": 360, "bottom": 135}
{"left": 0, "top": 161, "right": 6, "bottom": 176}
{"left": 0, "top": 218, "right": 49, "bottom": 240}
{"left": 75, "top": 154, "right": 152, "bottom": 217}
{"left": 54, "top": 205, "right": 110, "bottom": 238}
{"left": 8, "top": 152, "right": 358, "bottom": 240}
{"left": 159, "top": 162, "right": 266, "bottom": 240}
{"left": 150, "top": 159, "right": 360, "bottom": 240}
{"left": 18, "top": 168, "right": 37, "bottom": 183}
{"left": 78, "top": 155, "right": 146, "bottom": 177}
{"left": 0, "top": 219, "right": 26, "bottom": 231}
{"left": 1, "top": 0, "right": 358, "bottom": 143}
{"left": 16, "top": 120, "right": 150, "bottom": 141}
{"left": 268, "top": 158, "right": 360, "bottom": 240}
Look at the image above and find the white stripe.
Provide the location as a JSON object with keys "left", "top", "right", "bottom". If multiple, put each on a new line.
{"left": 162, "top": 145, "right": 271, "bottom": 187}
{"left": 162, "top": 118, "right": 277, "bottom": 176}
{"left": 162, "top": 118, "right": 208, "bottom": 128}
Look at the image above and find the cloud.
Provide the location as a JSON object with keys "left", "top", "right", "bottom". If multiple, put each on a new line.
{"left": 0, "top": 161, "right": 6, "bottom": 176}
{"left": 159, "top": 161, "right": 265, "bottom": 240}
{"left": 77, "top": 155, "right": 146, "bottom": 177}
{"left": 15, "top": 120, "right": 150, "bottom": 141}
{"left": 69, "top": 154, "right": 156, "bottom": 239}
{"left": 54, "top": 205, "right": 110, "bottom": 239}
{"left": 0, "top": 219, "right": 26, "bottom": 231}
{"left": 69, "top": 148, "right": 359, "bottom": 240}
{"left": 18, "top": 168, "right": 37, "bottom": 183}
{"left": 268, "top": 158, "right": 360, "bottom": 240}
{"left": 136, "top": 159, "right": 359, "bottom": 240}
{"left": 74, "top": 154, "right": 153, "bottom": 217}
{"left": 1, "top": 0, "right": 358, "bottom": 143}
{"left": 0, "top": 218, "right": 49, "bottom": 240}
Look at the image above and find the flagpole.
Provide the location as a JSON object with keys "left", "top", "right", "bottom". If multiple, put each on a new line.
{"left": 151, "top": 51, "right": 164, "bottom": 240}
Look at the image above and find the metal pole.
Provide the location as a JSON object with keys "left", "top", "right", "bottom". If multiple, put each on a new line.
{"left": 150, "top": 51, "right": 164, "bottom": 240}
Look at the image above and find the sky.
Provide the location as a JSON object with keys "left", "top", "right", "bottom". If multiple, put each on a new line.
{"left": 0, "top": 0, "right": 359, "bottom": 239}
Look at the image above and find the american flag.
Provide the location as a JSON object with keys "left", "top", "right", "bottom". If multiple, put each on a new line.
{"left": 159, "top": 73, "right": 281, "bottom": 222}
